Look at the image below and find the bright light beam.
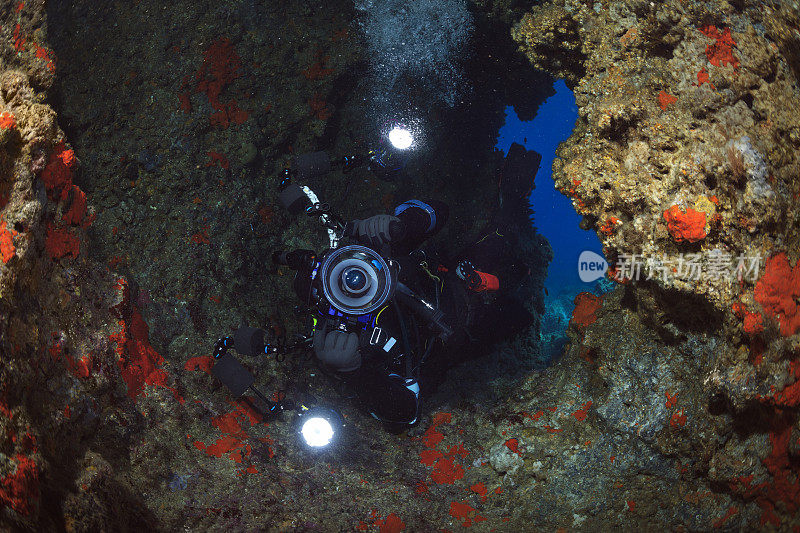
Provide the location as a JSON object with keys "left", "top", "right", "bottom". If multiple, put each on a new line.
{"left": 388, "top": 127, "right": 414, "bottom": 150}
{"left": 301, "top": 416, "right": 335, "bottom": 447}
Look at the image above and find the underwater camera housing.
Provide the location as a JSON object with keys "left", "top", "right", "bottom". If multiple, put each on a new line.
{"left": 321, "top": 245, "right": 398, "bottom": 315}
{"left": 274, "top": 245, "right": 399, "bottom": 333}
{"left": 275, "top": 151, "right": 401, "bottom": 330}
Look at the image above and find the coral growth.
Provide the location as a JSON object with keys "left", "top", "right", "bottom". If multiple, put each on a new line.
{"left": 195, "top": 38, "right": 241, "bottom": 110}
{"left": 192, "top": 38, "right": 248, "bottom": 128}
{"left": 662, "top": 206, "right": 707, "bottom": 243}
{"left": 449, "top": 500, "right": 486, "bottom": 527}
{"left": 45, "top": 222, "right": 80, "bottom": 260}
{"left": 41, "top": 143, "right": 77, "bottom": 201}
{"left": 599, "top": 216, "right": 620, "bottom": 235}
{"left": 742, "top": 311, "right": 764, "bottom": 335}
{"left": 308, "top": 92, "right": 331, "bottom": 120}
{"left": 0, "top": 454, "right": 39, "bottom": 516}
{"left": 109, "top": 280, "right": 182, "bottom": 402}
{"left": 302, "top": 51, "right": 334, "bottom": 80}
{"left": 570, "top": 292, "right": 601, "bottom": 328}
{"left": 193, "top": 401, "right": 262, "bottom": 465}
{"left": 184, "top": 356, "right": 214, "bottom": 373}
{"left": 695, "top": 68, "right": 713, "bottom": 88}
{"left": 209, "top": 101, "right": 248, "bottom": 129}
{"left": 729, "top": 415, "right": 800, "bottom": 527}
{"left": 61, "top": 187, "right": 87, "bottom": 225}
{"left": 699, "top": 26, "right": 739, "bottom": 69}
{"left": 0, "top": 220, "right": 18, "bottom": 263}
{"left": 205, "top": 151, "right": 229, "bottom": 169}
{"left": 754, "top": 253, "right": 800, "bottom": 337}
{"left": 657, "top": 91, "right": 677, "bottom": 110}
{"left": 0, "top": 112, "right": 16, "bottom": 129}
{"left": 49, "top": 336, "right": 93, "bottom": 379}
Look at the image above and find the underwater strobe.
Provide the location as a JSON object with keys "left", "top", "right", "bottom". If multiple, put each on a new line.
{"left": 297, "top": 406, "right": 344, "bottom": 449}
{"left": 210, "top": 329, "right": 349, "bottom": 451}
{"left": 367, "top": 125, "right": 416, "bottom": 178}
{"left": 387, "top": 126, "right": 414, "bottom": 150}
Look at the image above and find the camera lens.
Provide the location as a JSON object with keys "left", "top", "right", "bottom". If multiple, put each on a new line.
{"left": 321, "top": 245, "right": 396, "bottom": 315}
{"left": 342, "top": 267, "right": 368, "bottom": 294}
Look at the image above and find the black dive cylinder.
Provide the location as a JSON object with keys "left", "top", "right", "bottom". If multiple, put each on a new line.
{"left": 272, "top": 249, "right": 316, "bottom": 271}
{"left": 394, "top": 283, "right": 453, "bottom": 341}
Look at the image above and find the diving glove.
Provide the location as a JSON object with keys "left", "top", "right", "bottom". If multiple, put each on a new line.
{"left": 313, "top": 328, "right": 361, "bottom": 372}
{"left": 345, "top": 215, "right": 404, "bottom": 249}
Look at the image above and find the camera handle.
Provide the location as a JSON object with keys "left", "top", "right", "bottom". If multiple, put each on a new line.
{"left": 210, "top": 328, "right": 310, "bottom": 410}
{"left": 304, "top": 202, "right": 347, "bottom": 239}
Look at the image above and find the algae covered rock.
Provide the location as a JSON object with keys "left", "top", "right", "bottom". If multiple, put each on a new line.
{"left": 507, "top": 0, "right": 800, "bottom": 528}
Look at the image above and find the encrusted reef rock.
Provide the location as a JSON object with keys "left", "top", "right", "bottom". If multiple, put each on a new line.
{"left": 1, "top": 3, "right": 160, "bottom": 530}
{"left": 508, "top": 0, "right": 800, "bottom": 528}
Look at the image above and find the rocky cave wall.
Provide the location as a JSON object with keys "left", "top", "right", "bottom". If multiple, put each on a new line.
{"left": 510, "top": 0, "right": 800, "bottom": 528}
{"left": 1, "top": 0, "right": 554, "bottom": 531}
{"left": 2, "top": 0, "right": 800, "bottom": 531}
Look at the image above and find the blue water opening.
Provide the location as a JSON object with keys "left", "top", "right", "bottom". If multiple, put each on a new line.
{"left": 496, "top": 80, "right": 609, "bottom": 360}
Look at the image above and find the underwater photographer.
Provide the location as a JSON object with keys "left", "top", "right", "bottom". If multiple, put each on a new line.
{"left": 208, "top": 133, "right": 537, "bottom": 441}
{"left": 270, "top": 145, "right": 534, "bottom": 428}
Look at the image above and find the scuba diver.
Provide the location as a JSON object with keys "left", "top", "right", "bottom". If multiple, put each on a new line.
{"left": 271, "top": 143, "right": 538, "bottom": 427}
{"left": 309, "top": 199, "right": 450, "bottom": 425}
{"left": 210, "top": 141, "right": 540, "bottom": 434}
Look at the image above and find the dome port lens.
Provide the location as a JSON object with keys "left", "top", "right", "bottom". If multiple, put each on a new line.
{"left": 341, "top": 266, "right": 369, "bottom": 295}
{"left": 320, "top": 245, "right": 396, "bottom": 315}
